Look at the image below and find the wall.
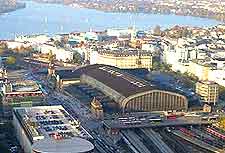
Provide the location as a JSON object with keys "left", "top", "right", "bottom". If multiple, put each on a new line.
{"left": 13, "top": 112, "right": 33, "bottom": 153}
{"left": 122, "top": 90, "right": 188, "bottom": 112}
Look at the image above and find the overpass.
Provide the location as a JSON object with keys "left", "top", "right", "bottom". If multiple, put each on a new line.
{"left": 104, "top": 117, "right": 212, "bottom": 132}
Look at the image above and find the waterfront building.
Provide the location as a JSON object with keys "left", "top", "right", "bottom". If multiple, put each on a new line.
{"left": 36, "top": 44, "right": 74, "bottom": 62}
{"left": 196, "top": 80, "right": 219, "bottom": 105}
{"left": 15, "top": 35, "right": 50, "bottom": 44}
{"left": 13, "top": 105, "right": 94, "bottom": 153}
{"left": 106, "top": 28, "right": 134, "bottom": 38}
{"left": 5, "top": 41, "right": 32, "bottom": 50}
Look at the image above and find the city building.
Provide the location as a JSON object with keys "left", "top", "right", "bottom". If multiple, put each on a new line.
{"left": 90, "top": 50, "right": 153, "bottom": 70}
{"left": 106, "top": 28, "right": 134, "bottom": 38}
{"left": 188, "top": 60, "right": 214, "bottom": 80}
{"left": 54, "top": 64, "right": 188, "bottom": 113}
{"left": 15, "top": 34, "right": 50, "bottom": 44}
{"left": 13, "top": 105, "right": 94, "bottom": 153}
{"left": 36, "top": 44, "right": 74, "bottom": 62}
{"left": 1, "top": 80, "right": 44, "bottom": 117}
{"left": 5, "top": 41, "right": 32, "bottom": 50}
{"left": 196, "top": 80, "right": 219, "bottom": 105}
{"left": 81, "top": 65, "right": 188, "bottom": 112}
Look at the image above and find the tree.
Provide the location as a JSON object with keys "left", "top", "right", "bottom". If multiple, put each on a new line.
{"left": 219, "top": 86, "right": 225, "bottom": 101}
{"left": 182, "top": 28, "right": 189, "bottom": 37}
{"left": 72, "top": 51, "right": 82, "bottom": 64}
{"left": 153, "top": 25, "right": 161, "bottom": 36}
{"left": 6, "top": 56, "right": 16, "bottom": 65}
{"left": 54, "top": 40, "right": 63, "bottom": 47}
{"left": 0, "top": 42, "right": 7, "bottom": 55}
{"left": 152, "top": 61, "right": 160, "bottom": 70}
{"left": 218, "top": 117, "right": 225, "bottom": 130}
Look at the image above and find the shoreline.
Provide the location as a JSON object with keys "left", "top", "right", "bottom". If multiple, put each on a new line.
{"left": 29, "top": 1, "right": 225, "bottom": 23}
{"left": 72, "top": 6, "right": 225, "bottom": 24}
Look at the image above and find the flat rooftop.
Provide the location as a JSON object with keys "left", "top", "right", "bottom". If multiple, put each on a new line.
{"left": 14, "top": 106, "right": 92, "bottom": 143}
{"left": 32, "top": 137, "right": 94, "bottom": 153}
{"left": 4, "top": 80, "right": 43, "bottom": 95}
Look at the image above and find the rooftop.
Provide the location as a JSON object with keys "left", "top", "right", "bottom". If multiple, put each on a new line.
{"left": 13, "top": 106, "right": 91, "bottom": 144}
{"left": 96, "top": 49, "right": 152, "bottom": 57}
{"left": 32, "top": 137, "right": 94, "bottom": 153}
{"left": 3, "top": 80, "right": 43, "bottom": 95}
{"left": 12, "top": 80, "right": 40, "bottom": 92}
{"left": 198, "top": 80, "right": 218, "bottom": 85}
{"left": 81, "top": 65, "right": 156, "bottom": 97}
{"left": 55, "top": 64, "right": 101, "bottom": 80}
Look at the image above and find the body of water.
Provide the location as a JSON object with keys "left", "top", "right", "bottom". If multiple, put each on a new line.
{"left": 0, "top": 1, "right": 221, "bottom": 39}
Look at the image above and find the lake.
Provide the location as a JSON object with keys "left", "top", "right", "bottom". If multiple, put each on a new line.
{"left": 0, "top": 1, "right": 221, "bottom": 39}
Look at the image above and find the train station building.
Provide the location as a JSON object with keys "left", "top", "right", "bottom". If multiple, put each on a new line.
{"left": 80, "top": 65, "right": 188, "bottom": 113}
{"left": 55, "top": 64, "right": 188, "bottom": 113}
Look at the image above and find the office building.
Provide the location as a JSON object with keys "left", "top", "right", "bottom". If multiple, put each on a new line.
{"left": 13, "top": 105, "right": 94, "bottom": 153}
{"left": 196, "top": 80, "right": 219, "bottom": 105}
{"left": 90, "top": 50, "right": 152, "bottom": 70}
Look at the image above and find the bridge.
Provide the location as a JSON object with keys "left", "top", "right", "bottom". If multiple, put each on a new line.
{"left": 104, "top": 117, "right": 212, "bottom": 131}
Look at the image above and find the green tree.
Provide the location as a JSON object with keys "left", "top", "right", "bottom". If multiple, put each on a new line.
{"left": 219, "top": 86, "right": 225, "bottom": 101}
{"left": 54, "top": 40, "right": 63, "bottom": 47}
{"left": 182, "top": 28, "right": 189, "bottom": 37}
{"left": 6, "top": 56, "right": 16, "bottom": 65}
{"left": 153, "top": 25, "right": 161, "bottom": 36}
{"left": 152, "top": 61, "right": 160, "bottom": 70}
{"left": 72, "top": 51, "right": 82, "bottom": 64}
{"left": 0, "top": 42, "right": 7, "bottom": 55}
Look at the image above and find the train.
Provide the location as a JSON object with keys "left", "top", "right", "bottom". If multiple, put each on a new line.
{"left": 178, "top": 127, "right": 194, "bottom": 137}
{"left": 206, "top": 127, "right": 225, "bottom": 140}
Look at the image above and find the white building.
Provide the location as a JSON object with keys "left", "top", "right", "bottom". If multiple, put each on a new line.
{"left": 6, "top": 41, "right": 31, "bottom": 50}
{"left": 208, "top": 70, "right": 225, "bottom": 87}
{"left": 15, "top": 35, "right": 50, "bottom": 44}
{"left": 13, "top": 106, "right": 94, "bottom": 153}
{"left": 107, "top": 28, "right": 134, "bottom": 38}
{"left": 37, "top": 44, "right": 74, "bottom": 62}
{"left": 142, "top": 42, "right": 159, "bottom": 53}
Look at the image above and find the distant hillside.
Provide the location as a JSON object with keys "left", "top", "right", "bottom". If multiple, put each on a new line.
{"left": 0, "top": 0, "right": 25, "bottom": 14}
{"left": 33, "top": 0, "right": 64, "bottom": 3}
